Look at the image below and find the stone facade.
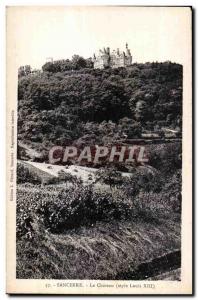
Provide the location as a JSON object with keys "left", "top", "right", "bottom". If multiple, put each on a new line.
{"left": 93, "top": 43, "right": 132, "bottom": 69}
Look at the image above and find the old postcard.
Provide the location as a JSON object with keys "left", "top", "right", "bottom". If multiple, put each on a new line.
{"left": 6, "top": 6, "right": 192, "bottom": 294}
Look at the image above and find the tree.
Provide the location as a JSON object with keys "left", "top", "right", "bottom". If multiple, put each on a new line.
{"left": 57, "top": 170, "right": 78, "bottom": 186}
{"left": 95, "top": 167, "right": 123, "bottom": 189}
{"left": 72, "top": 55, "right": 87, "bottom": 69}
{"left": 18, "top": 61, "right": 182, "bottom": 152}
{"left": 42, "top": 62, "right": 59, "bottom": 73}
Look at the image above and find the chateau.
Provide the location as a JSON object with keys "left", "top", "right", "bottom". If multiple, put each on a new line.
{"left": 93, "top": 43, "right": 132, "bottom": 69}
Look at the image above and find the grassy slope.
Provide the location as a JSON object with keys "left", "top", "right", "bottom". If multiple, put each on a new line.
{"left": 20, "top": 160, "right": 132, "bottom": 182}
{"left": 17, "top": 212, "right": 180, "bottom": 279}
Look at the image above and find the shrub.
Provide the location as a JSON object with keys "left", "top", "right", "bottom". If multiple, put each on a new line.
{"left": 148, "top": 143, "right": 182, "bottom": 175}
{"left": 121, "top": 167, "right": 162, "bottom": 197}
{"left": 17, "top": 163, "right": 41, "bottom": 184}
{"left": 57, "top": 170, "right": 79, "bottom": 184}
{"left": 161, "top": 169, "right": 182, "bottom": 213}
{"left": 16, "top": 184, "right": 66, "bottom": 238}
{"left": 37, "top": 184, "right": 133, "bottom": 233}
{"left": 95, "top": 167, "right": 124, "bottom": 188}
{"left": 132, "top": 192, "right": 171, "bottom": 221}
{"left": 16, "top": 168, "right": 181, "bottom": 239}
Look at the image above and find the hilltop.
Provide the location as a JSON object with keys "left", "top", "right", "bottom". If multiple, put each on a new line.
{"left": 18, "top": 61, "right": 182, "bottom": 155}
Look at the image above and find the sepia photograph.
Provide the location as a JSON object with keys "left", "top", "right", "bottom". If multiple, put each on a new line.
{"left": 6, "top": 5, "right": 192, "bottom": 294}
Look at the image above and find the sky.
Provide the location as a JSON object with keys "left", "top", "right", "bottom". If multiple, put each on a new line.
{"left": 7, "top": 6, "right": 191, "bottom": 69}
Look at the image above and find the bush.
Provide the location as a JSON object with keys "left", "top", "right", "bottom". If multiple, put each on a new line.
{"left": 17, "top": 163, "right": 41, "bottom": 184}
{"left": 16, "top": 168, "right": 181, "bottom": 239}
{"left": 95, "top": 167, "right": 124, "bottom": 188}
{"left": 161, "top": 170, "right": 182, "bottom": 213}
{"left": 121, "top": 167, "right": 162, "bottom": 197}
{"left": 148, "top": 143, "right": 182, "bottom": 175}
{"left": 132, "top": 192, "right": 172, "bottom": 221}
{"left": 16, "top": 184, "right": 65, "bottom": 238}
{"left": 37, "top": 184, "right": 133, "bottom": 233}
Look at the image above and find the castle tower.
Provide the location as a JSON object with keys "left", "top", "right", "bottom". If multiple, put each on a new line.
{"left": 106, "top": 47, "right": 110, "bottom": 55}
{"left": 125, "top": 42, "right": 132, "bottom": 66}
{"left": 125, "top": 42, "right": 131, "bottom": 56}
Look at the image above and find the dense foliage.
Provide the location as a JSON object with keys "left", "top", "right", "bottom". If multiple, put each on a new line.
{"left": 18, "top": 62, "right": 182, "bottom": 149}
{"left": 17, "top": 163, "right": 41, "bottom": 184}
{"left": 17, "top": 59, "right": 182, "bottom": 280}
{"left": 37, "top": 185, "right": 132, "bottom": 233}
{"left": 17, "top": 166, "right": 181, "bottom": 238}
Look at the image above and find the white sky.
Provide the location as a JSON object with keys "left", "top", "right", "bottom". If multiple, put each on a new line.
{"left": 7, "top": 6, "right": 191, "bottom": 68}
